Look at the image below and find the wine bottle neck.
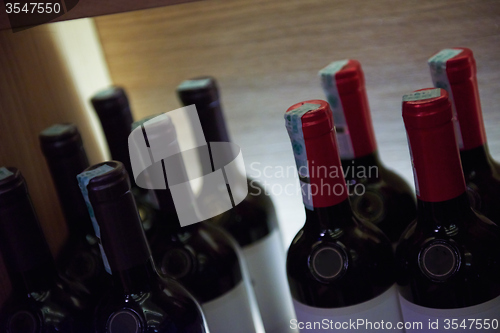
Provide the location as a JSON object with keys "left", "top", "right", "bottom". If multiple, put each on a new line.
{"left": 154, "top": 188, "right": 177, "bottom": 215}
{"left": 452, "top": 78, "right": 487, "bottom": 151}
{"left": 341, "top": 151, "right": 382, "bottom": 180}
{"left": 320, "top": 59, "right": 377, "bottom": 159}
{"left": 460, "top": 144, "right": 497, "bottom": 174}
{"left": 45, "top": 149, "right": 94, "bottom": 238}
{"left": 285, "top": 102, "right": 348, "bottom": 210}
{"left": 193, "top": 102, "right": 235, "bottom": 177}
{"left": 111, "top": 258, "right": 158, "bottom": 294}
{"left": 302, "top": 128, "right": 349, "bottom": 209}
{"left": 304, "top": 198, "right": 353, "bottom": 231}
{"left": 154, "top": 189, "right": 182, "bottom": 230}
{"left": 198, "top": 103, "right": 231, "bottom": 143}
{"left": 177, "top": 77, "right": 230, "bottom": 144}
{"left": 178, "top": 82, "right": 233, "bottom": 176}
{"left": 153, "top": 148, "right": 200, "bottom": 228}
{"left": 97, "top": 107, "right": 135, "bottom": 179}
{"left": 429, "top": 48, "right": 487, "bottom": 151}
{"left": 91, "top": 189, "right": 152, "bottom": 274}
{"left": 404, "top": 94, "right": 466, "bottom": 202}
{"left": 417, "top": 192, "right": 470, "bottom": 230}
{"left": 0, "top": 174, "right": 58, "bottom": 295}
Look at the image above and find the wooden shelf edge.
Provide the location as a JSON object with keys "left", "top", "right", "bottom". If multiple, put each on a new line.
{"left": 0, "top": 0, "right": 203, "bottom": 31}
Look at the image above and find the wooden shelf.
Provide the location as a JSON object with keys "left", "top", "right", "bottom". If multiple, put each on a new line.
{"left": 1, "top": 0, "right": 499, "bottom": 308}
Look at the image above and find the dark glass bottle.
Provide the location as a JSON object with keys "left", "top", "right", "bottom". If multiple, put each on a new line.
{"left": 39, "top": 123, "right": 110, "bottom": 301}
{"left": 90, "top": 86, "right": 156, "bottom": 232}
{"left": 284, "top": 100, "right": 402, "bottom": 330}
{"left": 428, "top": 47, "right": 500, "bottom": 223}
{"left": 397, "top": 88, "right": 500, "bottom": 327}
{"left": 177, "top": 77, "right": 295, "bottom": 333}
{"left": 77, "top": 161, "right": 208, "bottom": 333}
{"left": 0, "top": 167, "right": 90, "bottom": 333}
{"left": 131, "top": 114, "right": 260, "bottom": 333}
{"left": 319, "top": 59, "right": 417, "bottom": 243}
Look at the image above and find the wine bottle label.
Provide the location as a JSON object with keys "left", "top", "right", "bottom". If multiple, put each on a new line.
{"left": 178, "top": 78, "right": 212, "bottom": 90}
{"left": 292, "top": 284, "right": 404, "bottom": 332}
{"left": 285, "top": 103, "right": 321, "bottom": 210}
{"left": 399, "top": 293, "right": 500, "bottom": 332}
{"left": 0, "top": 167, "right": 14, "bottom": 180}
{"left": 242, "top": 228, "right": 297, "bottom": 333}
{"left": 202, "top": 280, "right": 257, "bottom": 333}
{"left": 77, "top": 164, "right": 114, "bottom": 275}
{"left": 319, "top": 60, "right": 355, "bottom": 159}
{"left": 428, "top": 48, "right": 464, "bottom": 149}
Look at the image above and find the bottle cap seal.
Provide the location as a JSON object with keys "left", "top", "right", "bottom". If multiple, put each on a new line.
{"left": 177, "top": 76, "right": 219, "bottom": 108}
{"left": 39, "top": 123, "right": 83, "bottom": 157}
{"left": 402, "top": 88, "right": 466, "bottom": 202}
{"left": 319, "top": 60, "right": 377, "bottom": 158}
{"left": 91, "top": 86, "right": 130, "bottom": 117}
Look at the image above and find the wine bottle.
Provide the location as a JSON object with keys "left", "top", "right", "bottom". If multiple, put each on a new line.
{"left": 130, "top": 113, "right": 261, "bottom": 333}
{"left": 177, "top": 77, "right": 295, "bottom": 333}
{"left": 397, "top": 88, "right": 500, "bottom": 331}
{"left": 39, "top": 123, "right": 110, "bottom": 300}
{"left": 77, "top": 161, "right": 209, "bottom": 333}
{"left": 428, "top": 47, "right": 500, "bottom": 223}
{"left": 0, "top": 167, "right": 90, "bottom": 333}
{"left": 284, "top": 101, "right": 402, "bottom": 333}
{"left": 91, "top": 86, "right": 157, "bottom": 231}
{"left": 319, "top": 59, "right": 417, "bottom": 243}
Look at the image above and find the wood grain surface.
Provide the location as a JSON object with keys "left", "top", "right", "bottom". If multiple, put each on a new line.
{"left": 94, "top": 0, "right": 500, "bottom": 249}
{"left": 0, "top": 18, "right": 111, "bottom": 305}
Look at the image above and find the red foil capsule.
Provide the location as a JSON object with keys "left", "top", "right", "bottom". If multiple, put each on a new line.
{"left": 402, "top": 88, "right": 466, "bottom": 202}
{"left": 285, "top": 100, "right": 348, "bottom": 208}
{"left": 319, "top": 59, "right": 377, "bottom": 159}
{"left": 428, "top": 47, "right": 487, "bottom": 150}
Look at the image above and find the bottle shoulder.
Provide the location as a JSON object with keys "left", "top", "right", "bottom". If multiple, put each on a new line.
{"left": 398, "top": 205, "right": 500, "bottom": 245}
{"left": 286, "top": 215, "right": 396, "bottom": 307}
{"left": 397, "top": 209, "right": 500, "bottom": 257}
{"left": 342, "top": 156, "right": 417, "bottom": 242}
{"left": 395, "top": 211, "right": 500, "bottom": 308}
{"left": 149, "top": 221, "right": 243, "bottom": 303}
{"left": 1, "top": 274, "right": 91, "bottom": 332}
{"left": 463, "top": 165, "right": 500, "bottom": 223}
{"left": 208, "top": 178, "right": 278, "bottom": 247}
{"left": 287, "top": 215, "right": 393, "bottom": 262}
{"left": 95, "top": 278, "right": 206, "bottom": 333}
{"left": 149, "top": 221, "right": 240, "bottom": 268}
{"left": 56, "top": 234, "right": 110, "bottom": 298}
